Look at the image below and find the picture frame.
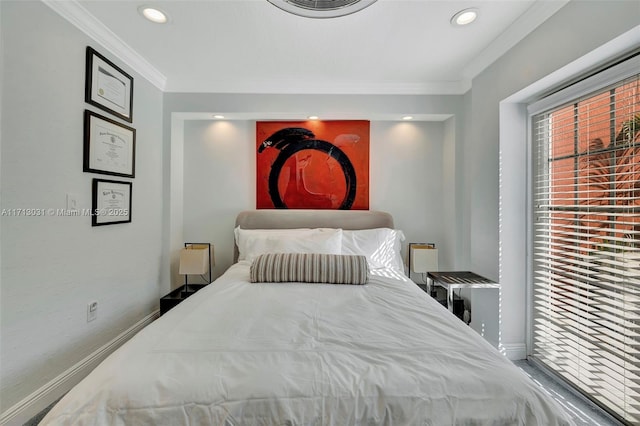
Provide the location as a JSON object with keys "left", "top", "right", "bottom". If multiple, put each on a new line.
{"left": 91, "top": 179, "right": 132, "bottom": 226}
{"left": 84, "top": 110, "right": 136, "bottom": 178}
{"left": 85, "top": 46, "right": 134, "bottom": 123}
{"left": 256, "top": 120, "right": 370, "bottom": 210}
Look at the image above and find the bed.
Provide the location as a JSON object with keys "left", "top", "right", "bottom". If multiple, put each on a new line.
{"left": 41, "top": 209, "right": 574, "bottom": 425}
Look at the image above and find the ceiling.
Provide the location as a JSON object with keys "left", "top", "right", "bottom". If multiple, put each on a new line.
{"left": 54, "top": 0, "right": 568, "bottom": 95}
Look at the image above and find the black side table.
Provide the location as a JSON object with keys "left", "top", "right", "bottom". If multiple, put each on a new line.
{"left": 160, "top": 284, "right": 207, "bottom": 316}
{"left": 427, "top": 271, "right": 499, "bottom": 313}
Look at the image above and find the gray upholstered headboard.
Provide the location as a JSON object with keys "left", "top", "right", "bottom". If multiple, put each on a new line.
{"left": 234, "top": 209, "right": 394, "bottom": 262}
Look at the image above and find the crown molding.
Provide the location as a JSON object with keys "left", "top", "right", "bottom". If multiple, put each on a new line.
{"left": 174, "top": 112, "right": 454, "bottom": 122}
{"left": 42, "top": 0, "right": 167, "bottom": 91}
{"left": 462, "top": 0, "right": 570, "bottom": 82}
{"left": 165, "top": 79, "right": 471, "bottom": 96}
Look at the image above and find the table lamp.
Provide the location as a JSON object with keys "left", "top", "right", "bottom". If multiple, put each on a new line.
{"left": 408, "top": 243, "right": 438, "bottom": 296}
{"left": 410, "top": 243, "right": 438, "bottom": 274}
{"left": 179, "top": 243, "right": 212, "bottom": 292}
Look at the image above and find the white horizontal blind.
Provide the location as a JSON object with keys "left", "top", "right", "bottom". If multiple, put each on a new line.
{"left": 531, "top": 72, "right": 639, "bottom": 424}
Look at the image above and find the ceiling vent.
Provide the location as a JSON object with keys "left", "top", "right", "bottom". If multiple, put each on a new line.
{"left": 267, "top": 0, "right": 377, "bottom": 18}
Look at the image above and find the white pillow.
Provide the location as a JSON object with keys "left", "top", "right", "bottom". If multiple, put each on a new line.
{"left": 235, "top": 227, "right": 309, "bottom": 261}
{"left": 341, "top": 228, "right": 405, "bottom": 271}
{"left": 235, "top": 227, "right": 342, "bottom": 262}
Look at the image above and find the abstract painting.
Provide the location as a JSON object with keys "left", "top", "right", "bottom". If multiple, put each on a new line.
{"left": 256, "top": 120, "right": 369, "bottom": 209}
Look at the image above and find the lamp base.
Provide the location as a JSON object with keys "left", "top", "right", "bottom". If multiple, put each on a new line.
{"left": 180, "top": 286, "right": 198, "bottom": 298}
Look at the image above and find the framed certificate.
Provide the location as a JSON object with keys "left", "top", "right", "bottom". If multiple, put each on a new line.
{"left": 85, "top": 46, "right": 134, "bottom": 123}
{"left": 84, "top": 110, "right": 136, "bottom": 178}
{"left": 92, "top": 179, "right": 132, "bottom": 226}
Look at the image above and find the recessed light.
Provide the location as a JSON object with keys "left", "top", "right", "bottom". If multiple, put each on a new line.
{"left": 308, "top": 116, "right": 319, "bottom": 120}
{"left": 402, "top": 116, "right": 413, "bottom": 120}
{"left": 451, "top": 8, "right": 478, "bottom": 26}
{"left": 138, "top": 6, "right": 169, "bottom": 24}
{"left": 212, "top": 115, "right": 225, "bottom": 119}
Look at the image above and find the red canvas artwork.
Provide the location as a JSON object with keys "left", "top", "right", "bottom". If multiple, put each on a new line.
{"left": 256, "top": 120, "right": 369, "bottom": 210}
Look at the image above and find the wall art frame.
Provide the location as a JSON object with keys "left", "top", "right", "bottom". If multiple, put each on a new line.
{"left": 85, "top": 46, "right": 134, "bottom": 123}
{"left": 91, "top": 178, "right": 132, "bottom": 226}
{"left": 84, "top": 109, "right": 136, "bottom": 178}
{"left": 256, "top": 120, "right": 370, "bottom": 210}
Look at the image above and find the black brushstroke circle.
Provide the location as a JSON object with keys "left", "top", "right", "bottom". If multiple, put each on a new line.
{"left": 268, "top": 139, "right": 357, "bottom": 209}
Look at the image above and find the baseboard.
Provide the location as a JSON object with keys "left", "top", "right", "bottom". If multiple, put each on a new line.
{"left": 500, "top": 342, "right": 527, "bottom": 360}
{"left": 0, "top": 310, "right": 159, "bottom": 426}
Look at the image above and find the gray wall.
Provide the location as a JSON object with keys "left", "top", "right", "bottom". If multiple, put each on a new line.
{"left": 0, "top": 1, "right": 164, "bottom": 411}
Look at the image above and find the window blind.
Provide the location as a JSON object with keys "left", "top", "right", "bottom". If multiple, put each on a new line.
{"left": 531, "top": 72, "right": 639, "bottom": 424}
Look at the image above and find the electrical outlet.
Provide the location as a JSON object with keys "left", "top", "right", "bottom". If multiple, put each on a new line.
{"left": 87, "top": 301, "right": 98, "bottom": 322}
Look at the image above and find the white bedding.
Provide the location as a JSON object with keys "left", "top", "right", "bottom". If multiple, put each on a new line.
{"left": 42, "top": 263, "right": 574, "bottom": 425}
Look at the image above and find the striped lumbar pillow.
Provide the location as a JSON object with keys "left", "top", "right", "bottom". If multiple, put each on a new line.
{"left": 250, "top": 253, "right": 369, "bottom": 285}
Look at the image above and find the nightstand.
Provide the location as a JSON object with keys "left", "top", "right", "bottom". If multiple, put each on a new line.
{"left": 427, "top": 271, "right": 501, "bottom": 348}
{"left": 427, "top": 271, "right": 499, "bottom": 313}
{"left": 160, "top": 284, "right": 207, "bottom": 316}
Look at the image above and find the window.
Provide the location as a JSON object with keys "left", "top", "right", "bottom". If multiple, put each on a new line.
{"left": 531, "top": 67, "right": 639, "bottom": 424}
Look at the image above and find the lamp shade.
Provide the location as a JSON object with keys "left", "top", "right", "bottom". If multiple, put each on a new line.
{"left": 411, "top": 245, "right": 438, "bottom": 273}
{"left": 179, "top": 245, "right": 209, "bottom": 275}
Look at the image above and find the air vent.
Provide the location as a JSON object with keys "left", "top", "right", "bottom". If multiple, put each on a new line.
{"left": 267, "top": 0, "right": 377, "bottom": 18}
{"left": 288, "top": 0, "right": 365, "bottom": 10}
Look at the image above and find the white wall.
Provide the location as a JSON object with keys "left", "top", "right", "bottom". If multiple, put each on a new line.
{"left": 0, "top": 0, "right": 164, "bottom": 414}
{"left": 463, "top": 0, "right": 640, "bottom": 356}
{"left": 441, "top": 116, "right": 463, "bottom": 270}
{"left": 182, "top": 119, "right": 447, "bottom": 277}
{"left": 0, "top": 4, "right": 4, "bottom": 397}
{"left": 183, "top": 120, "right": 254, "bottom": 278}
{"left": 369, "top": 120, "right": 444, "bottom": 254}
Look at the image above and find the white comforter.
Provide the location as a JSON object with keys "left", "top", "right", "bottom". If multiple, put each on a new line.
{"left": 42, "top": 263, "right": 574, "bottom": 425}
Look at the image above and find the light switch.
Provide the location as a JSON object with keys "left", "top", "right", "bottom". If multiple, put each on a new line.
{"left": 66, "top": 193, "right": 78, "bottom": 211}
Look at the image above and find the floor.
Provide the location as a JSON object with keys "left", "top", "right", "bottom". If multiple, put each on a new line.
{"left": 513, "top": 360, "right": 623, "bottom": 426}
{"left": 25, "top": 361, "right": 622, "bottom": 425}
